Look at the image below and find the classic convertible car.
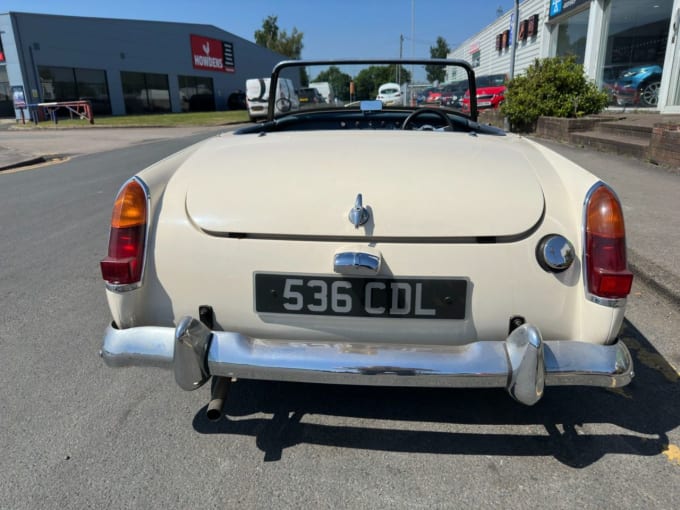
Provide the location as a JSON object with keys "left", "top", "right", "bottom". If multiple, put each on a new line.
{"left": 100, "top": 59, "right": 634, "bottom": 420}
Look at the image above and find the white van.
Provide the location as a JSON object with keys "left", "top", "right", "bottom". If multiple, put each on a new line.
{"left": 308, "top": 81, "right": 335, "bottom": 104}
{"left": 246, "top": 78, "right": 299, "bottom": 121}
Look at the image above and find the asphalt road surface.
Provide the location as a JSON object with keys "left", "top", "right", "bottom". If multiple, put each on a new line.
{"left": 1, "top": 132, "right": 679, "bottom": 509}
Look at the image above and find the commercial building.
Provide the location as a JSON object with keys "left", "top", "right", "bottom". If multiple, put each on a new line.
{"left": 447, "top": 0, "right": 680, "bottom": 114}
{"left": 0, "top": 12, "right": 286, "bottom": 118}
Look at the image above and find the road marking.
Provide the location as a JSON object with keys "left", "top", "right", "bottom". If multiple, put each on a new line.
{"left": 663, "top": 444, "right": 680, "bottom": 466}
{"left": 606, "top": 387, "right": 632, "bottom": 399}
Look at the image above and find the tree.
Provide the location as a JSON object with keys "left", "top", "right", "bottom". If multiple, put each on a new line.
{"left": 313, "top": 66, "right": 353, "bottom": 101}
{"left": 254, "top": 15, "right": 304, "bottom": 59}
{"left": 354, "top": 65, "right": 412, "bottom": 99}
{"left": 426, "top": 36, "right": 450, "bottom": 84}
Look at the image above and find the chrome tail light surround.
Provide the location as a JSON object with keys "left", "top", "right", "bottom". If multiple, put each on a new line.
{"left": 582, "top": 181, "right": 633, "bottom": 307}
{"left": 101, "top": 176, "right": 151, "bottom": 292}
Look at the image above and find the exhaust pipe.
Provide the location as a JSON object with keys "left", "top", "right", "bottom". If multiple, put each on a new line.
{"left": 206, "top": 377, "right": 231, "bottom": 421}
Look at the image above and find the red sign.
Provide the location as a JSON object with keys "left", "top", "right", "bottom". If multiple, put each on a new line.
{"left": 190, "top": 34, "right": 234, "bottom": 73}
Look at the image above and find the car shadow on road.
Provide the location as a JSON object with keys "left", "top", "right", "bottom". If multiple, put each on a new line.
{"left": 192, "top": 319, "right": 679, "bottom": 466}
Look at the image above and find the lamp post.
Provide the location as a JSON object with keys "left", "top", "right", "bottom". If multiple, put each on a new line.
{"left": 398, "top": 34, "right": 404, "bottom": 83}
{"left": 505, "top": 0, "right": 520, "bottom": 131}
{"left": 509, "top": 0, "right": 520, "bottom": 80}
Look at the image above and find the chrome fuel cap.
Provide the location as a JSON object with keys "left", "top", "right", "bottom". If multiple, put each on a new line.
{"left": 537, "top": 235, "right": 575, "bottom": 273}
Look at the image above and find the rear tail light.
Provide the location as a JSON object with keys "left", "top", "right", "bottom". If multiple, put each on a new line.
{"left": 101, "top": 178, "right": 148, "bottom": 287}
{"left": 584, "top": 184, "right": 633, "bottom": 300}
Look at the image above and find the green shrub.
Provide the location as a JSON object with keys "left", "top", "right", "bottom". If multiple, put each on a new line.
{"left": 501, "top": 56, "right": 609, "bottom": 132}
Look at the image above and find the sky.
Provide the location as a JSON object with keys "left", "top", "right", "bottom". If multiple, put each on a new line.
{"left": 2, "top": 0, "right": 519, "bottom": 57}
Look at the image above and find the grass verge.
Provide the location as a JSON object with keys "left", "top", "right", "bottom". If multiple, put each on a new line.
{"left": 14, "top": 110, "right": 250, "bottom": 128}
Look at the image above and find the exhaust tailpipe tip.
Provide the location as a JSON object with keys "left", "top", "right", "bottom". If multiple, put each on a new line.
{"left": 206, "top": 376, "right": 231, "bottom": 422}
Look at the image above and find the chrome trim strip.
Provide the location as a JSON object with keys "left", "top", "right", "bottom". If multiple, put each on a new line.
{"left": 105, "top": 282, "right": 142, "bottom": 292}
{"left": 581, "top": 182, "right": 627, "bottom": 308}
{"left": 104, "top": 176, "right": 151, "bottom": 293}
{"left": 101, "top": 321, "right": 634, "bottom": 401}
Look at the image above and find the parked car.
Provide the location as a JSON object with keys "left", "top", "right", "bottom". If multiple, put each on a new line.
{"left": 100, "top": 58, "right": 634, "bottom": 421}
{"left": 376, "top": 82, "right": 403, "bottom": 106}
{"left": 461, "top": 73, "right": 507, "bottom": 114}
{"left": 601, "top": 65, "right": 633, "bottom": 103}
{"left": 426, "top": 81, "right": 467, "bottom": 107}
{"left": 308, "top": 81, "right": 335, "bottom": 104}
{"left": 245, "top": 77, "right": 299, "bottom": 121}
{"left": 416, "top": 87, "right": 437, "bottom": 105}
{"left": 297, "top": 87, "right": 325, "bottom": 105}
{"left": 445, "top": 80, "right": 469, "bottom": 108}
{"left": 612, "top": 64, "right": 663, "bottom": 107}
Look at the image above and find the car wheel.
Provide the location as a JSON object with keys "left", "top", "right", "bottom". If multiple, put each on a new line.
{"left": 639, "top": 80, "right": 660, "bottom": 107}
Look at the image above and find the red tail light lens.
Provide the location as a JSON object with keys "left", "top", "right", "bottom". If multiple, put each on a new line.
{"left": 585, "top": 184, "right": 633, "bottom": 299}
{"left": 101, "top": 179, "right": 148, "bottom": 286}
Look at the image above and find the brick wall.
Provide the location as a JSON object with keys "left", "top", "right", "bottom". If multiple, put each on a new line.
{"left": 649, "top": 124, "right": 680, "bottom": 168}
{"left": 534, "top": 116, "right": 612, "bottom": 142}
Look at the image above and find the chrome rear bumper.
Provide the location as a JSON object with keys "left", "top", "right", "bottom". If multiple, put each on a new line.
{"left": 101, "top": 317, "right": 633, "bottom": 406}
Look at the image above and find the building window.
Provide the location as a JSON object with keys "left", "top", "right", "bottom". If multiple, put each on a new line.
{"left": 0, "top": 66, "right": 12, "bottom": 117}
{"left": 178, "top": 75, "right": 214, "bottom": 112}
{"left": 554, "top": 7, "right": 590, "bottom": 64}
{"left": 38, "top": 66, "right": 111, "bottom": 114}
{"left": 121, "top": 71, "right": 170, "bottom": 114}
{"left": 601, "top": 0, "right": 673, "bottom": 108}
{"left": 74, "top": 68, "right": 111, "bottom": 115}
{"left": 39, "top": 66, "right": 77, "bottom": 101}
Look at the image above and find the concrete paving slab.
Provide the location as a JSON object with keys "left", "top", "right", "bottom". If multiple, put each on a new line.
{"left": 0, "top": 125, "right": 228, "bottom": 170}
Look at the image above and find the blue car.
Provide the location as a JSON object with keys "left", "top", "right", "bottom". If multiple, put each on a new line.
{"left": 613, "top": 64, "right": 663, "bottom": 107}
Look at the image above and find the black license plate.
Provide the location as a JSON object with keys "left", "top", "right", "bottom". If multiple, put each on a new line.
{"left": 255, "top": 273, "right": 466, "bottom": 319}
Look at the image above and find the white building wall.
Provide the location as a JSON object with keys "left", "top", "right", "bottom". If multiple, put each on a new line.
{"left": 447, "top": 0, "right": 549, "bottom": 81}
{"left": 445, "top": 0, "right": 680, "bottom": 113}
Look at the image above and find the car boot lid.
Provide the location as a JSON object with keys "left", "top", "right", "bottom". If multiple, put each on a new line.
{"left": 182, "top": 132, "right": 545, "bottom": 239}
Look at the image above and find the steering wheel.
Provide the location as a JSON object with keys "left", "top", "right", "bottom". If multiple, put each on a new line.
{"left": 401, "top": 107, "right": 454, "bottom": 131}
{"left": 275, "top": 97, "right": 292, "bottom": 112}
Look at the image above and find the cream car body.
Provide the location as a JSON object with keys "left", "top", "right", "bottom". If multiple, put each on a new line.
{"left": 101, "top": 59, "right": 633, "bottom": 419}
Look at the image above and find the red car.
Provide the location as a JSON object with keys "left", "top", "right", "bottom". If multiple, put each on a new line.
{"left": 425, "top": 81, "right": 467, "bottom": 107}
{"left": 462, "top": 73, "right": 507, "bottom": 114}
{"left": 425, "top": 87, "right": 444, "bottom": 104}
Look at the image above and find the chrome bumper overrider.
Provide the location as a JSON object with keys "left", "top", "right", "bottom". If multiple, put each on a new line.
{"left": 100, "top": 317, "right": 633, "bottom": 406}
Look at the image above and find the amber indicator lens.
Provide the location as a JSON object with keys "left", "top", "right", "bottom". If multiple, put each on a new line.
{"left": 111, "top": 180, "right": 147, "bottom": 229}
